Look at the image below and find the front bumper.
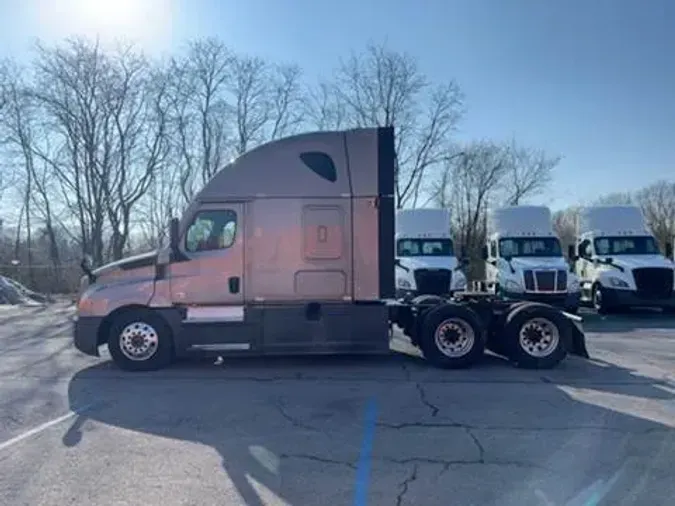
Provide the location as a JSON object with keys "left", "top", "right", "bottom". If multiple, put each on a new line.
{"left": 602, "top": 288, "right": 675, "bottom": 308}
{"left": 396, "top": 288, "right": 463, "bottom": 300}
{"left": 502, "top": 290, "right": 581, "bottom": 310}
{"left": 73, "top": 315, "right": 104, "bottom": 357}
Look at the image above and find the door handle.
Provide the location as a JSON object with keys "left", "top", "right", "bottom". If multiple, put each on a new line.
{"left": 228, "top": 276, "right": 240, "bottom": 294}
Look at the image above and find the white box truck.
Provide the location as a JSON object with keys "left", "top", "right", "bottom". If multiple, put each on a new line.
{"left": 395, "top": 208, "right": 468, "bottom": 300}
{"left": 571, "top": 205, "right": 675, "bottom": 314}
{"left": 482, "top": 206, "right": 581, "bottom": 313}
{"left": 72, "top": 126, "right": 587, "bottom": 371}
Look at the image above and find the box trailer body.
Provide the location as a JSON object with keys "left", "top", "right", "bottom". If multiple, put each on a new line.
{"left": 395, "top": 208, "right": 467, "bottom": 298}
{"left": 73, "top": 127, "right": 588, "bottom": 371}
{"left": 483, "top": 206, "right": 581, "bottom": 313}
{"left": 572, "top": 205, "right": 675, "bottom": 313}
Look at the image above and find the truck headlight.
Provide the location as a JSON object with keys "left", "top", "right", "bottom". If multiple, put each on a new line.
{"left": 609, "top": 277, "right": 629, "bottom": 288}
{"left": 568, "top": 278, "right": 580, "bottom": 291}
{"left": 454, "top": 276, "right": 467, "bottom": 290}
{"left": 397, "top": 278, "right": 412, "bottom": 289}
{"left": 505, "top": 280, "right": 523, "bottom": 293}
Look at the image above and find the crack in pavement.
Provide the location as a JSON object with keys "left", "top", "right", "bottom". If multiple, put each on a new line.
{"left": 376, "top": 421, "right": 671, "bottom": 434}
{"left": 415, "top": 382, "right": 439, "bottom": 417}
{"left": 278, "top": 454, "right": 553, "bottom": 474}
{"left": 396, "top": 463, "right": 418, "bottom": 506}
{"left": 273, "top": 401, "right": 320, "bottom": 432}
{"left": 465, "top": 426, "right": 485, "bottom": 463}
{"left": 377, "top": 421, "right": 463, "bottom": 429}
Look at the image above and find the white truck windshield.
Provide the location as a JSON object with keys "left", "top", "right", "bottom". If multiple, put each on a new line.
{"left": 594, "top": 236, "right": 660, "bottom": 255}
{"left": 397, "top": 239, "right": 454, "bottom": 257}
{"left": 499, "top": 237, "right": 562, "bottom": 257}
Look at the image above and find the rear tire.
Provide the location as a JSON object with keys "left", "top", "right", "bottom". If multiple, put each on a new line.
{"left": 107, "top": 309, "right": 175, "bottom": 371}
{"left": 503, "top": 302, "right": 571, "bottom": 369}
{"left": 419, "top": 303, "right": 485, "bottom": 369}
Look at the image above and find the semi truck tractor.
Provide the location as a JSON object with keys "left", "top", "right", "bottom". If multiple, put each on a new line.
{"left": 482, "top": 206, "right": 581, "bottom": 313}
{"left": 571, "top": 205, "right": 675, "bottom": 314}
{"left": 73, "top": 126, "right": 588, "bottom": 371}
{"left": 395, "top": 208, "right": 468, "bottom": 300}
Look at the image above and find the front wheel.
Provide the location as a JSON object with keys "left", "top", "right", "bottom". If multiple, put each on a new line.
{"left": 503, "top": 302, "right": 571, "bottom": 369}
{"left": 418, "top": 303, "right": 485, "bottom": 369}
{"left": 108, "top": 309, "right": 175, "bottom": 371}
{"left": 592, "top": 284, "right": 615, "bottom": 314}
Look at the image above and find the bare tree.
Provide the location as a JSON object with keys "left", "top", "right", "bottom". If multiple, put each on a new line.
{"left": 0, "top": 60, "right": 7, "bottom": 113}
{"left": 0, "top": 63, "right": 42, "bottom": 286}
{"left": 500, "top": 142, "right": 560, "bottom": 206}
{"left": 168, "top": 38, "right": 233, "bottom": 203}
{"left": 304, "top": 80, "right": 347, "bottom": 131}
{"left": 592, "top": 192, "right": 634, "bottom": 206}
{"left": 164, "top": 39, "right": 304, "bottom": 208}
{"left": 101, "top": 50, "right": 171, "bottom": 259}
{"left": 325, "top": 42, "right": 463, "bottom": 208}
{"left": 552, "top": 207, "right": 579, "bottom": 258}
{"left": 0, "top": 61, "right": 12, "bottom": 196}
{"left": 228, "top": 55, "right": 274, "bottom": 155}
{"left": 30, "top": 38, "right": 109, "bottom": 264}
{"left": 435, "top": 142, "right": 509, "bottom": 279}
{"left": 137, "top": 156, "right": 182, "bottom": 249}
{"left": 228, "top": 55, "right": 304, "bottom": 155}
{"left": 30, "top": 38, "right": 168, "bottom": 262}
{"left": 636, "top": 180, "right": 675, "bottom": 249}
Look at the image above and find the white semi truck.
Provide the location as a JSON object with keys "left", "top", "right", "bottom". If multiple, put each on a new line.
{"left": 571, "top": 205, "right": 675, "bottom": 314}
{"left": 395, "top": 208, "right": 467, "bottom": 300}
{"left": 482, "top": 206, "right": 581, "bottom": 313}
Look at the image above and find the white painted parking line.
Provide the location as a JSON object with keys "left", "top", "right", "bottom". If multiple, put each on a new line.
{"left": 0, "top": 403, "right": 95, "bottom": 452}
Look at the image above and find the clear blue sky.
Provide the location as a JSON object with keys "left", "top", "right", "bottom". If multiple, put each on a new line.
{"left": 1, "top": 0, "right": 674, "bottom": 210}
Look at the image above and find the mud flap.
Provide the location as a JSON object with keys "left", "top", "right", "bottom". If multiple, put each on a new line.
{"left": 562, "top": 311, "right": 589, "bottom": 359}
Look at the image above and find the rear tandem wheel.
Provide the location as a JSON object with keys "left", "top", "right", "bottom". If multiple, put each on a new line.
{"left": 418, "top": 303, "right": 485, "bottom": 369}
{"left": 501, "top": 302, "right": 572, "bottom": 369}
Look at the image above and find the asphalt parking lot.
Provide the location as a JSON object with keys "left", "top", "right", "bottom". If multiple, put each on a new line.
{"left": 1, "top": 304, "right": 675, "bottom": 506}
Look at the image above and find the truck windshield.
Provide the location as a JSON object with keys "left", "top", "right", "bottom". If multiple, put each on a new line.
{"left": 397, "top": 239, "right": 454, "bottom": 257}
{"left": 499, "top": 237, "right": 562, "bottom": 257}
{"left": 594, "top": 236, "right": 660, "bottom": 255}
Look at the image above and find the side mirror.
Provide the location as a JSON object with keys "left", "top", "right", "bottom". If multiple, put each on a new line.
{"left": 81, "top": 254, "right": 93, "bottom": 272}
{"left": 80, "top": 254, "right": 95, "bottom": 282}
{"left": 395, "top": 258, "right": 410, "bottom": 272}
{"left": 169, "top": 217, "right": 180, "bottom": 251}
{"left": 567, "top": 245, "right": 576, "bottom": 261}
{"left": 481, "top": 245, "right": 488, "bottom": 260}
{"left": 666, "top": 243, "right": 673, "bottom": 260}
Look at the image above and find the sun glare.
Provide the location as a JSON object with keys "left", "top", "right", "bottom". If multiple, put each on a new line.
{"left": 76, "top": 0, "right": 143, "bottom": 29}
{"left": 36, "top": 0, "right": 173, "bottom": 50}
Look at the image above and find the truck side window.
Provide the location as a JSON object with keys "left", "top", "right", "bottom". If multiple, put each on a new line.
{"left": 594, "top": 238, "right": 609, "bottom": 256}
{"left": 499, "top": 239, "right": 517, "bottom": 257}
{"left": 185, "top": 210, "right": 237, "bottom": 253}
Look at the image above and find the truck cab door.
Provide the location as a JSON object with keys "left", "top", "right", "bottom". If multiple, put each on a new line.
{"left": 170, "top": 202, "right": 245, "bottom": 310}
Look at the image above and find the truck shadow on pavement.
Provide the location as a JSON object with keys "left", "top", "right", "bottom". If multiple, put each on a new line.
{"left": 64, "top": 354, "right": 675, "bottom": 506}
{"left": 580, "top": 307, "right": 675, "bottom": 334}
